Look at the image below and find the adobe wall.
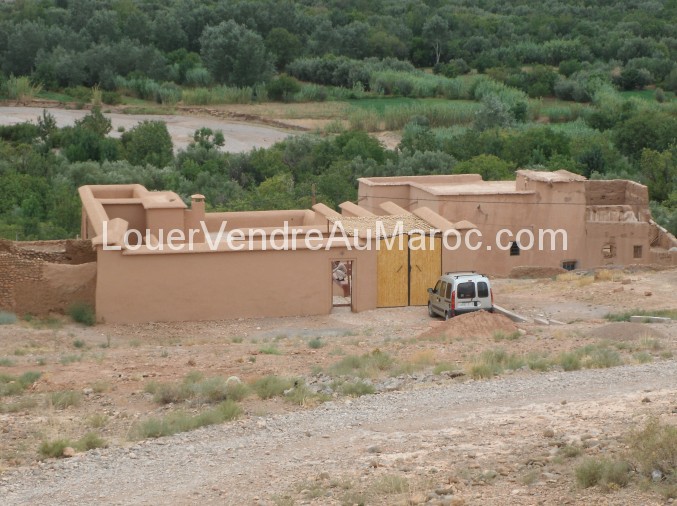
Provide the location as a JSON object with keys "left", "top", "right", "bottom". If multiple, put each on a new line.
{"left": 357, "top": 182, "right": 412, "bottom": 214}
{"left": 0, "top": 240, "right": 96, "bottom": 316}
{"left": 95, "top": 244, "right": 378, "bottom": 323}
{"left": 585, "top": 180, "right": 649, "bottom": 218}
{"left": 102, "top": 203, "right": 146, "bottom": 237}
{"left": 202, "top": 210, "right": 310, "bottom": 231}
{"left": 583, "top": 222, "right": 654, "bottom": 266}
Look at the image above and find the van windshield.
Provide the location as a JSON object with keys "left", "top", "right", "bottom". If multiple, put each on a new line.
{"left": 457, "top": 282, "right": 476, "bottom": 299}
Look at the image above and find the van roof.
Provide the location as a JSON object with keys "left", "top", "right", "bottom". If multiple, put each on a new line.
{"left": 443, "top": 272, "right": 488, "bottom": 278}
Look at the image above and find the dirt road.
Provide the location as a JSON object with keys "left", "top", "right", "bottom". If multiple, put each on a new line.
{"left": 0, "top": 106, "right": 292, "bottom": 152}
{"left": 4, "top": 361, "right": 675, "bottom": 505}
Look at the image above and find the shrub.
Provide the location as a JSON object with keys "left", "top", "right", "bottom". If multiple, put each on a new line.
{"left": 39, "top": 439, "right": 74, "bottom": 459}
{"left": 575, "top": 458, "right": 630, "bottom": 489}
{"left": 77, "top": 432, "right": 107, "bottom": 451}
{"left": 627, "top": 418, "right": 677, "bottom": 479}
{"left": 251, "top": 375, "right": 293, "bottom": 399}
{"left": 101, "top": 91, "right": 121, "bottom": 105}
{"left": 0, "top": 371, "right": 41, "bottom": 396}
{"left": 585, "top": 347, "right": 622, "bottom": 368}
{"left": 373, "top": 474, "right": 409, "bottom": 494}
{"left": 468, "top": 349, "right": 525, "bottom": 379}
{"left": 259, "top": 345, "right": 282, "bottom": 355}
{"left": 48, "top": 390, "right": 81, "bottom": 409}
{"left": 68, "top": 302, "right": 95, "bottom": 326}
{"left": 266, "top": 75, "right": 301, "bottom": 102}
{"left": 130, "top": 400, "right": 241, "bottom": 439}
{"left": 4, "top": 75, "right": 42, "bottom": 102}
{"left": 338, "top": 380, "right": 375, "bottom": 397}
{"left": 330, "top": 350, "right": 394, "bottom": 378}
{"left": 308, "top": 338, "right": 325, "bottom": 349}
{"left": 0, "top": 311, "right": 17, "bottom": 325}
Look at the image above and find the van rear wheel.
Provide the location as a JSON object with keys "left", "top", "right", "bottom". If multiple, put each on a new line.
{"left": 444, "top": 311, "right": 450, "bottom": 321}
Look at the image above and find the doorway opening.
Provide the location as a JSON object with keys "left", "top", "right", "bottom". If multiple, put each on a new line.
{"left": 332, "top": 260, "right": 353, "bottom": 308}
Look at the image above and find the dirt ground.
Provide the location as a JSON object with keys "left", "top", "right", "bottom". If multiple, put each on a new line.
{"left": 1, "top": 267, "right": 676, "bottom": 504}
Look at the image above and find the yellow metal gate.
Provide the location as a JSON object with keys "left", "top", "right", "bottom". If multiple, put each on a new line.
{"left": 376, "top": 235, "right": 442, "bottom": 307}
{"left": 409, "top": 236, "right": 442, "bottom": 306}
{"left": 376, "top": 238, "right": 409, "bottom": 307}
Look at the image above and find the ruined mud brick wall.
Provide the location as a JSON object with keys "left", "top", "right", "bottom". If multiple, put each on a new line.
{"left": 0, "top": 240, "right": 96, "bottom": 315}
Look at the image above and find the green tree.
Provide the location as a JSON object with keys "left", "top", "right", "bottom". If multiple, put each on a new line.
{"left": 640, "top": 148, "right": 676, "bottom": 202}
{"left": 121, "top": 121, "right": 173, "bottom": 168}
{"left": 265, "top": 28, "right": 302, "bottom": 69}
{"left": 422, "top": 15, "right": 449, "bottom": 65}
{"left": 453, "top": 154, "right": 515, "bottom": 180}
{"left": 613, "top": 112, "right": 677, "bottom": 159}
{"left": 199, "top": 20, "right": 273, "bottom": 86}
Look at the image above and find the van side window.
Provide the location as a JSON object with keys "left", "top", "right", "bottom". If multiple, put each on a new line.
{"left": 457, "top": 281, "right": 475, "bottom": 299}
{"left": 434, "top": 281, "right": 441, "bottom": 293}
{"left": 445, "top": 283, "right": 452, "bottom": 299}
{"left": 477, "top": 282, "right": 489, "bottom": 298}
{"left": 440, "top": 281, "right": 448, "bottom": 297}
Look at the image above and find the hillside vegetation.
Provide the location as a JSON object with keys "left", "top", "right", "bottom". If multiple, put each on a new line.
{"left": 0, "top": 0, "right": 675, "bottom": 239}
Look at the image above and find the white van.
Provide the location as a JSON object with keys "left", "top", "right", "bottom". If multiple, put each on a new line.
{"left": 427, "top": 272, "right": 493, "bottom": 320}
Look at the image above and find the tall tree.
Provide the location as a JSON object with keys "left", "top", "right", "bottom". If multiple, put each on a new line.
{"left": 422, "top": 15, "right": 449, "bottom": 65}
{"left": 199, "top": 20, "right": 273, "bottom": 86}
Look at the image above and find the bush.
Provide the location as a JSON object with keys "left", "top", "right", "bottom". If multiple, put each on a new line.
{"left": 251, "top": 375, "right": 293, "bottom": 399}
{"left": 338, "top": 380, "right": 375, "bottom": 397}
{"left": 627, "top": 418, "right": 677, "bottom": 479}
{"left": 0, "top": 371, "right": 41, "bottom": 396}
{"left": 130, "top": 400, "right": 241, "bottom": 439}
{"left": 68, "top": 302, "right": 95, "bottom": 326}
{"left": 48, "top": 390, "right": 81, "bottom": 409}
{"left": 266, "top": 75, "right": 301, "bottom": 102}
{"left": 308, "top": 338, "right": 325, "bottom": 349}
{"left": 330, "top": 350, "right": 394, "bottom": 378}
{"left": 101, "top": 91, "right": 121, "bottom": 105}
{"left": 468, "top": 349, "right": 525, "bottom": 379}
{"left": 39, "top": 439, "right": 74, "bottom": 459}
{"left": 575, "top": 458, "right": 630, "bottom": 489}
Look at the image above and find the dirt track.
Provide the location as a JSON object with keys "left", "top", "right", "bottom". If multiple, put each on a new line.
{"left": 0, "top": 106, "right": 292, "bottom": 152}
{"left": 3, "top": 361, "right": 675, "bottom": 505}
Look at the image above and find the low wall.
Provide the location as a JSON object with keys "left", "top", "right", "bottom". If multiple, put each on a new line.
{"left": 0, "top": 240, "right": 96, "bottom": 316}
{"left": 96, "top": 244, "right": 377, "bottom": 323}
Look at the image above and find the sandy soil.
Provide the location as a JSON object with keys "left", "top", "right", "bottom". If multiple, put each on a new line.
{"left": 1, "top": 268, "right": 676, "bottom": 504}
{"left": 0, "top": 106, "right": 293, "bottom": 153}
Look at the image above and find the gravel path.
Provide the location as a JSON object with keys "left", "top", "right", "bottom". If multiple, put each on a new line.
{"left": 3, "top": 361, "right": 676, "bottom": 505}
{"left": 0, "top": 107, "right": 291, "bottom": 152}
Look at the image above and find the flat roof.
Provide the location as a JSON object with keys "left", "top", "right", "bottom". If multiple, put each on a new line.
{"left": 359, "top": 170, "right": 586, "bottom": 196}
{"left": 413, "top": 180, "right": 528, "bottom": 196}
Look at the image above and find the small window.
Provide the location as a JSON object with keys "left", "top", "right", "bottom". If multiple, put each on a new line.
{"left": 477, "top": 281, "right": 489, "bottom": 298}
{"left": 509, "top": 241, "right": 520, "bottom": 256}
{"left": 457, "top": 281, "right": 476, "bottom": 299}
{"left": 562, "top": 261, "right": 577, "bottom": 271}
{"left": 633, "top": 245, "right": 642, "bottom": 259}
{"left": 445, "top": 283, "right": 452, "bottom": 299}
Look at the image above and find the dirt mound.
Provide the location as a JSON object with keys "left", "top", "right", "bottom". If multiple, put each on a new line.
{"left": 509, "top": 265, "right": 567, "bottom": 279}
{"left": 419, "top": 310, "right": 519, "bottom": 339}
{"left": 588, "top": 322, "right": 667, "bottom": 341}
